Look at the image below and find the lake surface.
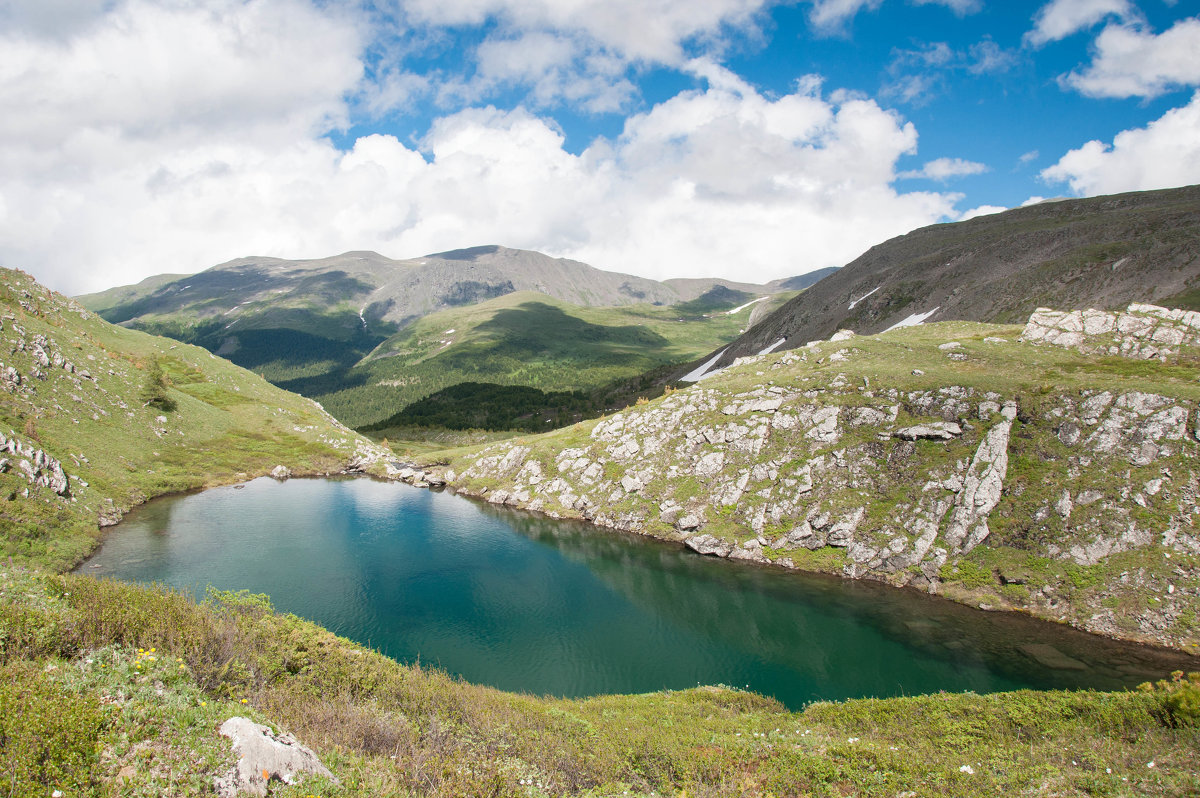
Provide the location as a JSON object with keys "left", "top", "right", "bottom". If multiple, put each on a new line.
{"left": 78, "top": 477, "right": 1196, "bottom": 708}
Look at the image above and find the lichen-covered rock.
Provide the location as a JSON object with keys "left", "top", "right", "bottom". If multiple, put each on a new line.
{"left": 893, "top": 422, "right": 962, "bottom": 441}
{"left": 214, "top": 717, "right": 335, "bottom": 797}
{"left": 1022, "top": 303, "right": 1200, "bottom": 360}
{"left": 943, "top": 403, "right": 1015, "bottom": 554}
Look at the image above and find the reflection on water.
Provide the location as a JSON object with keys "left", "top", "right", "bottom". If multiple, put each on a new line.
{"left": 78, "top": 477, "right": 1196, "bottom": 708}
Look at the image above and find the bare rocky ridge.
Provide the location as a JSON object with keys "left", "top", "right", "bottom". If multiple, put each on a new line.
{"left": 424, "top": 305, "right": 1200, "bottom": 652}
{"left": 691, "top": 184, "right": 1200, "bottom": 376}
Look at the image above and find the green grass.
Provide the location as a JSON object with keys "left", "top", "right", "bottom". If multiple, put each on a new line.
{"left": 0, "top": 268, "right": 381, "bottom": 571}
{"left": 1, "top": 567, "right": 1196, "bottom": 797}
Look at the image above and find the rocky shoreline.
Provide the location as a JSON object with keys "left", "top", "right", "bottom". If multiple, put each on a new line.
{"left": 390, "top": 306, "right": 1200, "bottom": 656}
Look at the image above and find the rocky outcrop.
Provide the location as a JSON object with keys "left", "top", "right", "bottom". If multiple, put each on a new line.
{"left": 214, "top": 717, "right": 335, "bottom": 798}
{"left": 0, "top": 432, "right": 69, "bottom": 496}
{"left": 443, "top": 308, "right": 1200, "bottom": 650}
{"left": 943, "top": 402, "right": 1015, "bottom": 554}
{"left": 1022, "top": 303, "right": 1200, "bottom": 360}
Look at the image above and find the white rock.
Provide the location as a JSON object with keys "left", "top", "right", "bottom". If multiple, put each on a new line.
{"left": 215, "top": 717, "right": 335, "bottom": 798}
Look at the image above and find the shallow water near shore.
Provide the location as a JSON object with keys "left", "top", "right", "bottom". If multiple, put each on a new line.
{"left": 78, "top": 476, "right": 1196, "bottom": 708}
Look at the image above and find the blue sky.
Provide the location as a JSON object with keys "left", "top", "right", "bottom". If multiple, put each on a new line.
{"left": 2, "top": 0, "right": 1198, "bottom": 294}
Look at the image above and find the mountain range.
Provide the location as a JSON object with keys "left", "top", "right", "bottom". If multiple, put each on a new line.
{"left": 78, "top": 245, "right": 812, "bottom": 427}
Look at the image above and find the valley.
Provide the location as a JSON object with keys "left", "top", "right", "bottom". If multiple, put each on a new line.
{"left": 1, "top": 186, "right": 1199, "bottom": 796}
{"left": 79, "top": 246, "right": 800, "bottom": 430}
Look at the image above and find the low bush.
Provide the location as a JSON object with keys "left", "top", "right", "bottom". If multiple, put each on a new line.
{"left": 0, "top": 661, "right": 109, "bottom": 797}
{"left": 1140, "top": 670, "right": 1200, "bottom": 728}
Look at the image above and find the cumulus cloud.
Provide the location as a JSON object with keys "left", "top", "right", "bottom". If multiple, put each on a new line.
{"left": 0, "top": 0, "right": 362, "bottom": 146}
{"left": 1026, "top": 0, "right": 1134, "bottom": 46}
{"left": 367, "top": 0, "right": 777, "bottom": 111}
{"left": 471, "top": 31, "right": 638, "bottom": 113}
{"left": 0, "top": 6, "right": 960, "bottom": 297}
{"left": 1041, "top": 91, "right": 1200, "bottom": 195}
{"left": 1063, "top": 18, "right": 1200, "bottom": 98}
{"left": 899, "top": 157, "right": 989, "bottom": 181}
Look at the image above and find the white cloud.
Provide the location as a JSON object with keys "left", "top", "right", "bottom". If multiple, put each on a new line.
{"left": 967, "top": 39, "right": 1019, "bottom": 75}
{"left": 1019, "top": 150, "right": 1040, "bottom": 164}
{"left": 1064, "top": 18, "right": 1200, "bottom": 98}
{"left": 369, "top": 0, "right": 777, "bottom": 111}
{"left": 0, "top": 0, "right": 112, "bottom": 38}
{"left": 0, "top": 11, "right": 961, "bottom": 297}
{"left": 1041, "top": 91, "right": 1200, "bottom": 194}
{"left": 913, "top": 0, "right": 982, "bottom": 15}
{"left": 959, "top": 204, "right": 1007, "bottom": 220}
{"left": 1026, "top": 0, "right": 1133, "bottom": 46}
{"left": 398, "top": 0, "right": 771, "bottom": 64}
{"left": 0, "top": 0, "right": 362, "bottom": 147}
{"left": 471, "top": 31, "right": 638, "bottom": 112}
{"left": 808, "top": 0, "right": 882, "bottom": 30}
{"left": 883, "top": 39, "right": 1020, "bottom": 105}
{"left": 807, "top": 0, "right": 979, "bottom": 31}
{"left": 899, "top": 157, "right": 988, "bottom": 181}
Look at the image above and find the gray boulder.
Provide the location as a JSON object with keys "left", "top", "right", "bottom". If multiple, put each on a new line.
{"left": 214, "top": 717, "right": 335, "bottom": 798}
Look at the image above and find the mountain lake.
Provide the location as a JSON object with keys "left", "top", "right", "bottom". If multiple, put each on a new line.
{"left": 77, "top": 476, "right": 1197, "bottom": 708}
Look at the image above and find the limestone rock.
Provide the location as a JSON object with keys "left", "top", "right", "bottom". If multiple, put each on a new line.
{"left": 685, "top": 533, "right": 730, "bottom": 557}
{"left": 214, "top": 717, "right": 335, "bottom": 798}
{"left": 892, "top": 422, "right": 962, "bottom": 441}
{"left": 269, "top": 465, "right": 291, "bottom": 481}
{"left": 943, "top": 406, "right": 1014, "bottom": 553}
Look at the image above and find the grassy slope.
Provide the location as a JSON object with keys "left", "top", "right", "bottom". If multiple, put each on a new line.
{"left": 314, "top": 290, "right": 779, "bottom": 428}
{"left": 440, "top": 320, "right": 1200, "bottom": 651}
{"left": 2, "top": 567, "right": 1197, "bottom": 798}
{"left": 0, "top": 267, "right": 383, "bottom": 571}
{"left": 88, "top": 264, "right": 793, "bottom": 432}
{"left": 4, "top": 267, "right": 1196, "bottom": 796}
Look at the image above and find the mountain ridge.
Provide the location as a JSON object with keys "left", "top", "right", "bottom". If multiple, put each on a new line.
{"left": 688, "top": 184, "right": 1200, "bottom": 377}
{"left": 77, "top": 246, "right": 816, "bottom": 427}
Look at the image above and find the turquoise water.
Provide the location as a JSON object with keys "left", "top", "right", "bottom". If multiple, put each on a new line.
{"left": 78, "top": 477, "right": 1195, "bottom": 708}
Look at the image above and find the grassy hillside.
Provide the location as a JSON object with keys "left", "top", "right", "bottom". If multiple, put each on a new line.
{"left": 309, "top": 291, "right": 789, "bottom": 428}
{"left": 2, "top": 566, "right": 1197, "bottom": 797}
{"left": 78, "top": 248, "right": 799, "bottom": 430}
{"left": 0, "top": 267, "right": 385, "bottom": 571}
{"left": 440, "top": 313, "right": 1200, "bottom": 653}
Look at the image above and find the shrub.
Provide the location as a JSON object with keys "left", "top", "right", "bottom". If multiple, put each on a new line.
{"left": 0, "top": 662, "right": 109, "bottom": 797}
{"left": 1139, "top": 671, "right": 1200, "bottom": 728}
{"left": 140, "top": 356, "right": 176, "bottom": 411}
{"left": 0, "top": 602, "right": 66, "bottom": 663}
